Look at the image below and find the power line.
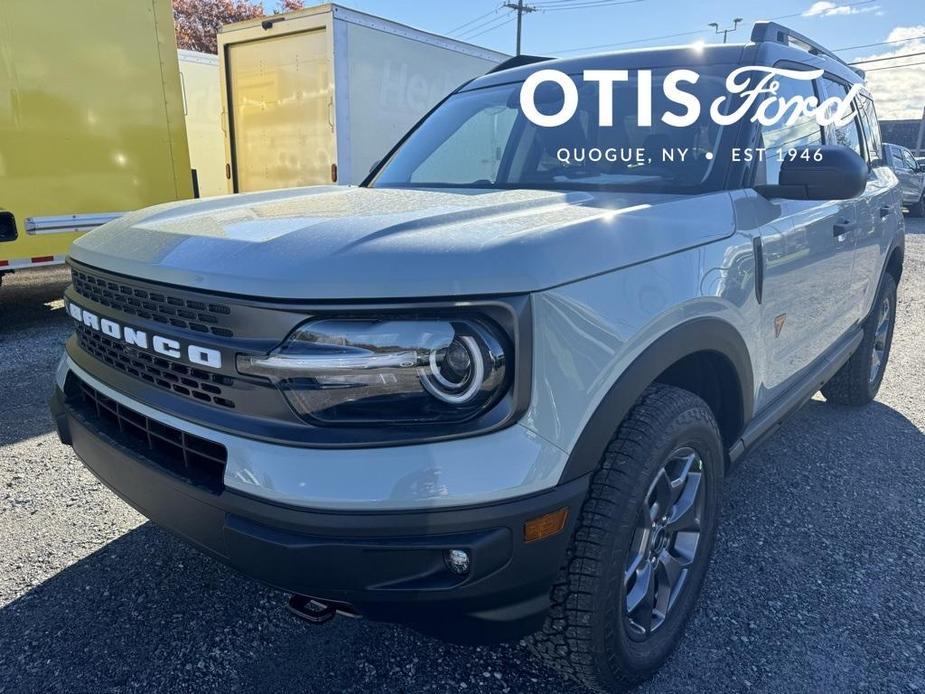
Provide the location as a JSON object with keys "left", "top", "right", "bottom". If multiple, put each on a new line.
{"left": 849, "top": 50, "right": 925, "bottom": 65}
{"left": 834, "top": 34, "right": 925, "bottom": 52}
{"left": 467, "top": 16, "right": 516, "bottom": 40}
{"left": 532, "top": 0, "right": 637, "bottom": 5}
{"left": 455, "top": 11, "right": 512, "bottom": 39}
{"left": 552, "top": 0, "right": 876, "bottom": 54}
{"left": 864, "top": 60, "right": 925, "bottom": 72}
{"left": 446, "top": 5, "right": 502, "bottom": 35}
{"left": 535, "top": 0, "right": 644, "bottom": 10}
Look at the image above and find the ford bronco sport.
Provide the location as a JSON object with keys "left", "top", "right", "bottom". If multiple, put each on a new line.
{"left": 50, "top": 21, "right": 904, "bottom": 692}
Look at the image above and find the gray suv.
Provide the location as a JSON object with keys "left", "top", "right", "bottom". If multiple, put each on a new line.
{"left": 50, "top": 21, "right": 903, "bottom": 691}
{"left": 885, "top": 143, "right": 925, "bottom": 216}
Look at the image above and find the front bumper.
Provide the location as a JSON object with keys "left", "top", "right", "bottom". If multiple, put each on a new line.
{"left": 50, "top": 384, "right": 589, "bottom": 643}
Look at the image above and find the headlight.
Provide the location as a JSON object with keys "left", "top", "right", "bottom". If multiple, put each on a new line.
{"left": 237, "top": 318, "right": 510, "bottom": 425}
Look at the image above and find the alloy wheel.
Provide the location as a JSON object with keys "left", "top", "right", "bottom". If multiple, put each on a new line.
{"left": 869, "top": 295, "right": 891, "bottom": 384}
{"left": 624, "top": 446, "right": 706, "bottom": 640}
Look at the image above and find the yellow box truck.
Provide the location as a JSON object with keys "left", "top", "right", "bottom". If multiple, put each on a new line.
{"left": 0, "top": 0, "right": 192, "bottom": 282}
{"left": 218, "top": 4, "right": 507, "bottom": 192}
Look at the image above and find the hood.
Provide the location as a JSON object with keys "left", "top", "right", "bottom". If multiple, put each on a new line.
{"left": 70, "top": 186, "right": 736, "bottom": 299}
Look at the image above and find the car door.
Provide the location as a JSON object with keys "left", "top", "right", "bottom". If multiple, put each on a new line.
{"left": 750, "top": 72, "right": 858, "bottom": 402}
{"left": 900, "top": 147, "right": 924, "bottom": 202}
{"left": 889, "top": 145, "right": 915, "bottom": 202}
{"left": 849, "top": 91, "right": 895, "bottom": 320}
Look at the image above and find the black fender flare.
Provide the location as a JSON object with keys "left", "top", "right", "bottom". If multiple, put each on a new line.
{"left": 558, "top": 317, "right": 754, "bottom": 483}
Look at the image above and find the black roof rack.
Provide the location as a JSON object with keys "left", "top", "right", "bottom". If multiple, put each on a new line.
{"left": 487, "top": 54, "right": 552, "bottom": 74}
{"left": 751, "top": 21, "right": 865, "bottom": 78}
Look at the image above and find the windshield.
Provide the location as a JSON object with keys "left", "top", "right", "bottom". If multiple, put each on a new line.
{"left": 371, "top": 67, "right": 736, "bottom": 193}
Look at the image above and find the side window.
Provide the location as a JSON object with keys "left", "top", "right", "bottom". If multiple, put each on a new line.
{"left": 756, "top": 75, "right": 823, "bottom": 185}
{"left": 889, "top": 146, "right": 904, "bottom": 168}
{"left": 857, "top": 94, "right": 883, "bottom": 166}
{"left": 821, "top": 78, "right": 864, "bottom": 161}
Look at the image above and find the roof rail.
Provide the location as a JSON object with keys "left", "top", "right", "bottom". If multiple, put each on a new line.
{"left": 487, "top": 54, "right": 551, "bottom": 74}
{"left": 751, "top": 21, "right": 865, "bottom": 77}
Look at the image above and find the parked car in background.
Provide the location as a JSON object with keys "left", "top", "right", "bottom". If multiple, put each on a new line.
{"left": 885, "top": 143, "right": 925, "bottom": 216}
{"left": 217, "top": 3, "right": 507, "bottom": 192}
{"left": 0, "top": 0, "right": 193, "bottom": 286}
{"left": 50, "top": 21, "right": 903, "bottom": 693}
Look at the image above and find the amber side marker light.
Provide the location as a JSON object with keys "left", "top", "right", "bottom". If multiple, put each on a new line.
{"left": 524, "top": 507, "right": 569, "bottom": 543}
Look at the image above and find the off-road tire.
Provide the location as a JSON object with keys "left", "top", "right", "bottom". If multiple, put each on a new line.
{"left": 527, "top": 384, "right": 724, "bottom": 692}
{"left": 821, "top": 272, "right": 897, "bottom": 406}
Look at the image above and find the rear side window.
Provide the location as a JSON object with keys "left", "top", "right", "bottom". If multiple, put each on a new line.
{"left": 889, "top": 146, "right": 904, "bottom": 168}
{"left": 856, "top": 94, "right": 883, "bottom": 166}
{"left": 821, "top": 78, "right": 864, "bottom": 161}
{"left": 756, "top": 76, "right": 823, "bottom": 185}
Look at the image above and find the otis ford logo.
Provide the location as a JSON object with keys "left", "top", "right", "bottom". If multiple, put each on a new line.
{"left": 65, "top": 298, "right": 222, "bottom": 369}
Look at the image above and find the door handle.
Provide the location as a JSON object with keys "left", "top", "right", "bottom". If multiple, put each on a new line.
{"left": 879, "top": 205, "right": 891, "bottom": 218}
{"left": 833, "top": 221, "right": 858, "bottom": 237}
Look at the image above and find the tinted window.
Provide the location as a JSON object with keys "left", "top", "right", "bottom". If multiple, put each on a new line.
{"left": 857, "top": 94, "right": 883, "bottom": 166}
{"left": 821, "top": 78, "right": 863, "bottom": 160}
{"left": 756, "top": 76, "right": 823, "bottom": 185}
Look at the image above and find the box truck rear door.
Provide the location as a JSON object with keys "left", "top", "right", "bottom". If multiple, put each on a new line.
{"left": 227, "top": 29, "right": 334, "bottom": 192}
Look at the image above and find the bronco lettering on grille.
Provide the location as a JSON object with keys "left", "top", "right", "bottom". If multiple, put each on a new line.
{"left": 65, "top": 298, "right": 222, "bottom": 369}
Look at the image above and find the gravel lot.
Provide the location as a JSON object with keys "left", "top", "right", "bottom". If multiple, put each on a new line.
{"left": 1, "top": 217, "right": 923, "bottom": 694}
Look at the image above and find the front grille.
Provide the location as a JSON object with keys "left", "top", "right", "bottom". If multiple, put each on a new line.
{"left": 71, "top": 267, "right": 234, "bottom": 338}
{"left": 67, "top": 374, "right": 227, "bottom": 493}
{"left": 76, "top": 324, "right": 236, "bottom": 409}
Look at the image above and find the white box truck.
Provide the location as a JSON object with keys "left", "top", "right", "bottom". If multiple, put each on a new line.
{"left": 217, "top": 3, "right": 507, "bottom": 192}
{"left": 178, "top": 50, "right": 227, "bottom": 198}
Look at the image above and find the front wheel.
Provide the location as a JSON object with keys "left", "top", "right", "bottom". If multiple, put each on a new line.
{"left": 528, "top": 385, "right": 723, "bottom": 692}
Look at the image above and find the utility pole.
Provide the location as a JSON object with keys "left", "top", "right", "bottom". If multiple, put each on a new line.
{"left": 708, "top": 17, "right": 743, "bottom": 44}
{"left": 503, "top": 0, "right": 536, "bottom": 55}
{"left": 915, "top": 105, "right": 925, "bottom": 157}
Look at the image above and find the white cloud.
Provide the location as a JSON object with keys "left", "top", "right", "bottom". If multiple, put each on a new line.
{"left": 855, "top": 25, "right": 925, "bottom": 120}
{"left": 803, "top": 1, "right": 879, "bottom": 17}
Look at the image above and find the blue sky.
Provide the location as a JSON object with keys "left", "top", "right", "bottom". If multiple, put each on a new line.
{"left": 263, "top": 1, "right": 925, "bottom": 118}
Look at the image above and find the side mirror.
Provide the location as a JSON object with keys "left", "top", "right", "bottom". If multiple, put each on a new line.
{"left": 755, "top": 145, "right": 867, "bottom": 201}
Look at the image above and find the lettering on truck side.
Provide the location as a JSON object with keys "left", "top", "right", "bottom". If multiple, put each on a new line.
{"left": 64, "top": 298, "right": 223, "bottom": 369}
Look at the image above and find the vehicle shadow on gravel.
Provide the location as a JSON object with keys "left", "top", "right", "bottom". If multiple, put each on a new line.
{"left": 0, "top": 269, "right": 71, "bottom": 335}
{"left": 0, "top": 397, "right": 922, "bottom": 694}
{"left": 0, "top": 521, "right": 581, "bottom": 694}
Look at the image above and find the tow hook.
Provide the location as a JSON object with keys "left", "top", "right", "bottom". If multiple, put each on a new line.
{"left": 287, "top": 595, "right": 337, "bottom": 624}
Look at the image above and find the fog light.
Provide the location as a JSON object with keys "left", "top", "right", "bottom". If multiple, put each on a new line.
{"left": 444, "top": 549, "right": 471, "bottom": 575}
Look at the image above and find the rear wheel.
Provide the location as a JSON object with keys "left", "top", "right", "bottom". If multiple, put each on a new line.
{"left": 821, "top": 273, "right": 897, "bottom": 406}
{"left": 909, "top": 194, "right": 924, "bottom": 218}
{"left": 528, "top": 385, "right": 723, "bottom": 692}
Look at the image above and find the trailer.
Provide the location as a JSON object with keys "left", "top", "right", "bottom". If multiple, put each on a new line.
{"left": 0, "top": 0, "right": 192, "bottom": 282}
{"left": 179, "top": 50, "right": 227, "bottom": 198}
{"left": 218, "top": 4, "right": 507, "bottom": 192}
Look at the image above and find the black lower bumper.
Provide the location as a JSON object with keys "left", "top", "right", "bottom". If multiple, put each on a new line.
{"left": 50, "top": 385, "right": 589, "bottom": 643}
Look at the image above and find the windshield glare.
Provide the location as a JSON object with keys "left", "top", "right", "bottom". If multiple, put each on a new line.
{"left": 371, "top": 68, "right": 733, "bottom": 193}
